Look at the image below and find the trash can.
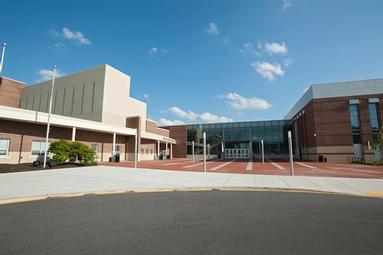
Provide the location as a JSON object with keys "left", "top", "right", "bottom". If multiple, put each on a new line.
{"left": 318, "top": 155, "right": 324, "bottom": 162}
{"left": 115, "top": 154, "right": 120, "bottom": 163}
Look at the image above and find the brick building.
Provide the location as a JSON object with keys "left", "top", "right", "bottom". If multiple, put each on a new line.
{"left": 163, "top": 78, "right": 383, "bottom": 163}
{"left": 0, "top": 65, "right": 175, "bottom": 165}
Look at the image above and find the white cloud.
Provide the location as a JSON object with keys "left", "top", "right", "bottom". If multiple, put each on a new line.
{"left": 282, "top": 0, "right": 292, "bottom": 10}
{"left": 169, "top": 106, "right": 233, "bottom": 123}
{"left": 53, "top": 42, "right": 66, "bottom": 49}
{"left": 37, "top": 68, "right": 65, "bottom": 82}
{"left": 62, "top": 28, "right": 91, "bottom": 45}
{"left": 219, "top": 92, "right": 271, "bottom": 110}
{"left": 158, "top": 118, "right": 185, "bottom": 126}
{"left": 170, "top": 106, "right": 198, "bottom": 121}
{"left": 264, "top": 42, "right": 288, "bottom": 55}
{"left": 148, "top": 47, "right": 170, "bottom": 58}
{"left": 283, "top": 58, "right": 293, "bottom": 67}
{"left": 199, "top": 112, "right": 233, "bottom": 123}
{"left": 206, "top": 22, "right": 220, "bottom": 35}
{"left": 252, "top": 61, "right": 284, "bottom": 81}
{"left": 50, "top": 27, "right": 91, "bottom": 45}
{"left": 239, "top": 42, "right": 261, "bottom": 57}
{"left": 148, "top": 47, "right": 158, "bottom": 57}
{"left": 143, "top": 94, "right": 149, "bottom": 100}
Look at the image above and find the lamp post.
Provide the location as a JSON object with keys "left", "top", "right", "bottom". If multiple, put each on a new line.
{"left": 43, "top": 65, "right": 57, "bottom": 168}
{"left": 0, "top": 43, "right": 6, "bottom": 76}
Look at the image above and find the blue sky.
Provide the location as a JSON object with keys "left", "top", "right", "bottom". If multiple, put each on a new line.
{"left": 1, "top": 0, "right": 383, "bottom": 125}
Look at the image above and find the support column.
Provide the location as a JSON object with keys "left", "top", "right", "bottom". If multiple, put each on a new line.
{"left": 112, "top": 132, "right": 116, "bottom": 157}
{"left": 71, "top": 127, "right": 76, "bottom": 142}
{"left": 165, "top": 142, "right": 168, "bottom": 159}
{"left": 157, "top": 140, "right": 160, "bottom": 159}
{"left": 134, "top": 133, "right": 138, "bottom": 168}
{"left": 170, "top": 143, "right": 173, "bottom": 159}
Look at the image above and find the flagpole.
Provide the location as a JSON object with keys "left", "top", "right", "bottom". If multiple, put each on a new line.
{"left": 43, "top": 65, "right": 57, "bottom": 168}
{"left": 0, "top": 43, "right": 6, "bottom": 76}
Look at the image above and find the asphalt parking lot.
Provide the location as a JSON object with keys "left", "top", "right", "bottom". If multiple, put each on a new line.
{"left": 0, "top": 191, "right": 382, "bottom": 255}
{"left": 102, "top": 158, "right": 383, "bottom": 179}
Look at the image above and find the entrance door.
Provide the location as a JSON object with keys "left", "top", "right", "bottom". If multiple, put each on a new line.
{"left": 225, "top": 148, "right": 249, "bottom": 159}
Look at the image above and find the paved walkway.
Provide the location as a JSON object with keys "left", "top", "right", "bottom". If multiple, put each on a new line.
{"left": 0, "top": 166, "right": 382, "bottom": 203}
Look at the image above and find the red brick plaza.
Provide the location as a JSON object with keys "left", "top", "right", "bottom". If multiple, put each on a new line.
{"left": 101, "top": 158, "right": 383, "bottom": 179}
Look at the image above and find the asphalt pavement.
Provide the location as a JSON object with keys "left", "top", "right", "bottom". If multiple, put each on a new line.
{"left": 0, "top": 191, "right": 382, "bottom": 255}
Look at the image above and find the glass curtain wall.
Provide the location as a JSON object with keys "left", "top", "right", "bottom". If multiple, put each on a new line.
{"left": 186, "top": 120, "right": 291, "bottom": 156}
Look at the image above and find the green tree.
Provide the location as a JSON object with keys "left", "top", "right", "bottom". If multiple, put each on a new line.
{"left": 48, "top": 140, "right": 71, "bottom": 164}
{"left": 48, "top": 140, "right": 96, "bottom": 166}
{"left": 69, "top": 142, "right": 96, "bottom": 166}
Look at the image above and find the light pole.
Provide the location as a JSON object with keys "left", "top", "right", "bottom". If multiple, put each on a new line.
{"left": 0, "top": 43, "right": 6, "bottom": 76}
{"left": 43, "top": 65, "right": 57, "bottom": 168}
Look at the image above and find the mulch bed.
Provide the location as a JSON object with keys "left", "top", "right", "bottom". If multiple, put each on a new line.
{"left": 0, "top": 163, "right": 83, "bottom": 174}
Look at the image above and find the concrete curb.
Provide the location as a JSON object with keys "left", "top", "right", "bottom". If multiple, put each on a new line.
{"left": 1, "top": 187, "right": 381, "bottom": 205}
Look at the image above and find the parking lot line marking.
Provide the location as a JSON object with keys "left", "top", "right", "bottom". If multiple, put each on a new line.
{"left": 296, "top": 162, "right": 316, "bottom": 169}
{"left": 211, "top": 160, "right": 235, "bottom": 171}
{"left": 246, "top": 159, "right": 252, "bottom": 171}
{"left": 162, "top": 160, "right": 192, "bottom": 166}
{"left": 268, "top": 160, "right": 285, "bottom": 170}
{"left": 183, "top": 159, "right": 220, "bottom": 168}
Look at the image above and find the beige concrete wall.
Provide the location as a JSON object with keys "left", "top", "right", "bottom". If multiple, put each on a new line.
{"left": 20, "top": 65, "right": 106, "bottom": 122}
{"left": 138, "top": 143, "right": 156, "bottom": 161}
{"left": 102, "top": 65, "right": 149, "bottom": 132}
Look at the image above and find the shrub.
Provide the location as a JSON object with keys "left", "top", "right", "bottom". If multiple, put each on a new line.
{"left": 69, "top": 142, "right": 96, "bottom": 166}
{"left": 49, "top": 140, "right": 96, "bottom": 166}
{"left": 48, "top": 140, "right": 71, "bottom": 164}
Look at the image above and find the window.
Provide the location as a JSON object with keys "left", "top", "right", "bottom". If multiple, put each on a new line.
{"left": 141, "top": 148, "right": 144, "bottom": 154}
{"left": 115, "top": 145, "right": 121, "bottom": 155}
{"left": 31, "top": 140, "right": 50, "bottom": 155}
{"left": 91, "top": 144, "right": 98, "bottom": 154}
{"left": 349, "top": 104, "right": 361, "bottom": 144}
{"left": 349, "top": 104, "right": 360, "bottom": 129}
{"left": 368, "top": 102, "right": 380, "bottom": 136}
{"left": 146, "top": 148, "right": 149, "bottom": 154}
{"left": 0, "top": 139, "right": 10, "bottom": 156}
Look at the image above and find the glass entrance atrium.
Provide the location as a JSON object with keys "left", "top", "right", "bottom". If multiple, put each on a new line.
{"left": 186, "top": 120, "right": 292, "bottom": 159}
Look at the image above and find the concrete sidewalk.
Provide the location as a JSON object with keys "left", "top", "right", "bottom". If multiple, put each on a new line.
{"left": 0, "top": 166, "right": 382, "bottom": 203}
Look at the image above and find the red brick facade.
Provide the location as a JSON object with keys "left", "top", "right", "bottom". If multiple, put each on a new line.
{"left": 0, "top": 77, "right": 24, "bottom": 108}
{"left": 293, "top": 94, "right": 383, "bottom": 162}
{"left": 0, "top": 119, "right": 132, "bottom": 164}
{"left": 163, "top": 125, "right": 187, "bottom": 158}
